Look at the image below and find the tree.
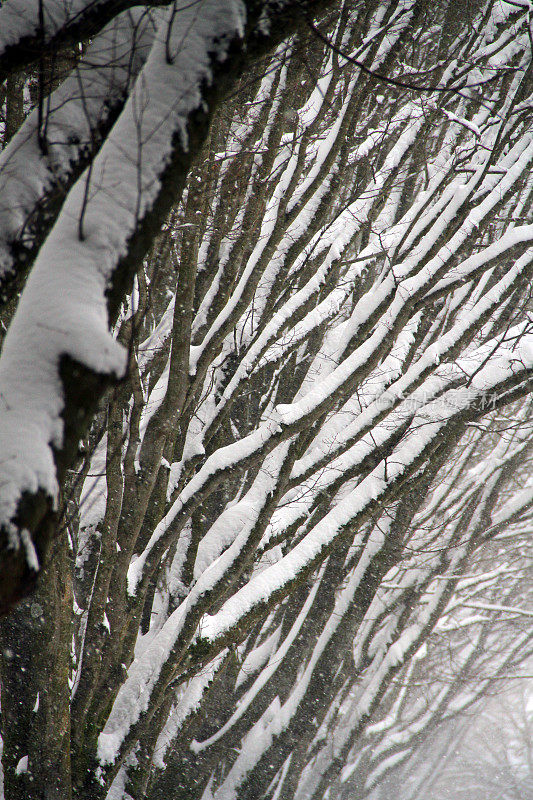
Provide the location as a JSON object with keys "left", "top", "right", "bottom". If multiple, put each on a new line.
{"left": 323, "top": 482, "right": 533, "bottom": 800}
{"left": 382, "top": 680, "right": 533, "bottom": 800}
{"left": 0, "top": 1, "right": 533, "bottom": 799}
{"left": 0, "top": 0, "right": 336, "bottom": 612}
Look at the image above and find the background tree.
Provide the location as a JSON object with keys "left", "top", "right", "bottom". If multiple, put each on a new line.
{"left": 380, "top": 679, "right": 533, "bottom": 800}
{"left": 0, "top": 1, "right": 533, "bottom": 799}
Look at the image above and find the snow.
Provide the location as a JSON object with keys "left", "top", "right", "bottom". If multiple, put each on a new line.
{"left": 442, "top": 109, "right": 481, "bottom": 137}
{"left": 78, "top": 433, "right": 108, "bottom": 539}
{"left": 191, "top": 569, "right": 323, "bottom": 752}
{"left": 0, "top": 222, "right": 127, "bottom": 525}
{"left": 0, "top": 9, "right": 155, "bottom": 275}
{"left": 20, "top": 529, "right": 39, "bottom": 571}
{"left": 14, "top": 756, "right": 28, "bottom": 776}
{"left": 193, "top": 489, "right": 269, "bottom": 579}
{"left": 457, "top": 601, "right": 533, "bottom": 618}
{"left": 286, "top": 72, "right": 358, "bottom": 214}
{"left": 200, "top": 696, "right": 283, "bottom": 800}
{"left": 152, "top": 652, "right": 227, "bottom": 768}
{"left": 193, "top": 54, "right": 290, "bottom": 321}
{"left": 189, "top": 131, "right": 302, "bottom": 374}
{"left": 128, "top": 418, "right": 284, "bottom": 596}
{"left": 0, "top": 1, "right": 106, "bottom": 52}
{"left": 137, "top": 298, "right": 175, "bottom": 372}
{"left": 102, "top": 442, "right": 291, "bottom": 764}
{"left": 195, "top": 523, "right": 388, "bottom": 797}
{"left": 182, "top": 360, "right": 531, "bottom": 650}
{"left": 234, "top": 625, "right": 282, "bottom": 690}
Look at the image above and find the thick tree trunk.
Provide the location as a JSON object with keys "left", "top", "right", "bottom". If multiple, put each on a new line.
{"left": 4, "top": 73, "right": 24, "bottom": 145}
{"left": 0, "top": 533, "right": 72, "bottom": 799}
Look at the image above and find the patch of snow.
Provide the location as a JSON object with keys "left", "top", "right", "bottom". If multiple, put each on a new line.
{"left": 14, "top": 756, "right": 28, "bottom": 776}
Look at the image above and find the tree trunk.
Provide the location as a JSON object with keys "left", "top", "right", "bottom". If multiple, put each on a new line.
{"left": 4, "top": 72, "right": 24, "bottom": 145}
{"left": 0, "top": 533, "right": 72, "bottom": 799}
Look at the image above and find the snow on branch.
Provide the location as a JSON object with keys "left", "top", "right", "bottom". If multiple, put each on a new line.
{"left": 0, "top": 0, "right": 168, "bottom": 81}
{"left": 0, "top": 8, "right": 156, "bottom": 291}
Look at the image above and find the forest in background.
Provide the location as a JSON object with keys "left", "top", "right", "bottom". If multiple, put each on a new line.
{"left": 0, "top": 1, "right": 531, "bottom": 798}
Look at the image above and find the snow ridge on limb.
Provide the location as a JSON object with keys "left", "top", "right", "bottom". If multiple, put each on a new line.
{"left": 0, "top": 8, "right": 157, "bottom": 294}
{"left": 0, "top": 0, "right": 169, "bottom": 82}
